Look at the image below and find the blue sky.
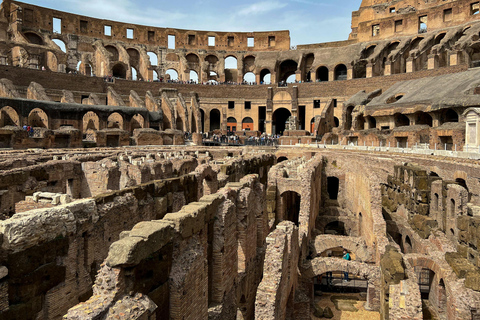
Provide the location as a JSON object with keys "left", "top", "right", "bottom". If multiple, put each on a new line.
{"left": 21, "top": 0, "right": 361, "bottom": 46}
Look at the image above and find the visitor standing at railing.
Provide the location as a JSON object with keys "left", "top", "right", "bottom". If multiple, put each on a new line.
{"left": 342, "top": 249, "right": 350, "bottom": 282}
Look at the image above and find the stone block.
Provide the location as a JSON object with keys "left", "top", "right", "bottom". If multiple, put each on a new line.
{"left": 107, "top": 221, "right": 174, "bottom": 267}
{"left": 445, "top": 252, "right": 478, "bottom": 279}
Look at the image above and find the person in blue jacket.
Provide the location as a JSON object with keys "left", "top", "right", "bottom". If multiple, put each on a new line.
{"left": 342, "top": 249, "right": 350, "bottom": 282}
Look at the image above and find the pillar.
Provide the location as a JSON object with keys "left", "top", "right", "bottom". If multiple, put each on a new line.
{"left": 347, "top": 67, "right": 353, "bottom": 80}
{"left": 366, "top": 63, "right": 373, "bottom": 78}
{"left": 406, "top": 58, "right": 414, "bottom": 73}
{"left": 384, "top": 61, "right": 392, "bottom": 76}
{"left": 428, "top": 54, "right": 438, "bottom": 70}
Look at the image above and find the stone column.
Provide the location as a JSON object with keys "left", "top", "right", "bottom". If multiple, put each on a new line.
{"left": 428, "top": 54, "right": 438, "bottom": 70}
{"left": 384, "top": 61, "right": 392, "bottom": 76}
{"left": 406, "top": 58, "right": 414, "bottom": 73}
{"left": 310, "top": 71, "right": 316, "bottom": 82}
{"left": 366, "top": 63, "right": 373, "bottom": 78}
{"left": 347, "top": 66, "right": 353, "bottom": 80}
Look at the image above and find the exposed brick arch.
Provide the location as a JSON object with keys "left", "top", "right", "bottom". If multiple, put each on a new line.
{"left": 313, "top": 235, "right": 373, "bottom": 262}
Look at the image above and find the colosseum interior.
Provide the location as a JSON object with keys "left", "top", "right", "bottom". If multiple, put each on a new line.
{"left": 1, "top": 0, "right": 480, "bottom": 319}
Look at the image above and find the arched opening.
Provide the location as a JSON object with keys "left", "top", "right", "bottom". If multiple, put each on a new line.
{"left": 209, "top": 109, "right": 221, "bottom": 131}
{"left": 303, "top": 53, "right": 315, "bottom": 82}
{"left": 243, "top": 72, "right": 255, "bottom": 83}
{"left": 107, "top": 112, "right": 123, "bottom": 129}
{"left": 260, "top": 69, "right": 271, "bottom": 84}
{"left": 153, "top": 70, "right": 159, "bottom": 81}
{"left": 355, "top": 114, "right": 365, "bottom": 131}
{"left": 316, "top": 66, "right": 329, "bottom": 82}
{"left": 82, "top": 110, "right": 99, "bottom": 130}
{"left": 175, "top": 116, "right": 184, "bottom": 131}
{"left": 243, "top": 55, "right": 256, "bottom": 73}
{"left": 272, "top": 108, "right": 291, "bottom": 135}
{"left": 345, "top": 106, "right": 354, "bottom": 130}
{"left": 435, "top": 33, "right": 446, "bottom": 46}
{"left": 278, "top": 60, "right": 298, "bottom": 83}
{"left": 433, "top": 193, "right": 439, "bottom": 211}
{"left": 469, "top": 43, "right": 480, "bottom": 67}
{"left": 415, "top": 112, "right": 433, "bottom": 126}
{"left": 131, "top": 114, "right": 144, "bottom": 133}
{"left": 227, "top": 117, "right": 237, "bottom": 133}
{"left": 324, "top": 221, "right": 346, "bottom": 235}
{"left": 281, "top": 191, "right": 301, "bottom": 226}
{"left": 127, "top": 48, "right": 140, "bottom": 67}
{"left": 105, "top": 45, "right": 119, "bottom": 61}
{"left": 224, "top": 56, "right": 237, "bottom": 69}
{"left": 363, "top": 45, "right": 376, "bottom": 59}
{"left": 147, "top": 52, "right": 157, "bottom": 65}
{"left": 286, "top": 74, "right": 296, "bottom": 83}
{"left": 166, "top": 69, "right": 179, "bottom": 81}
{"left": 394, "top": 113, "right": 410, "bottom": 127}
{"left": 0, "top": 106, "right": 19, "bottom": 127}
{"left": 189, "top": 70, "right": 198, "bottom": 83}
{"left": 242, "top": 117, "right": 254, "bottom": 131}
{"left": 131, "top": 67, "right": 138, "bottom": 80}
{"left": 444, "top": 109, "right": 458, "bottom": 123}
{"left": 310, "top": 117, "right": 316, "bottom": 133}
{"left": 28, "top": 108, "right": 48, "bottom": 128}
{"left": 333, "top": 117, "right": 340, "bottom": 128}
{"left": 52, "top": 39, "right": 66, "bottom": 53}
{"left": 366, "top": 116, "right": 376, "bottom": 129}
{"left": 224, "top": 56, "right": 238, "bottom": 82}
{"left": 208, "top": 71, "right": 218, "bottom": 83}
{"left": 327, "top": 177, "right": 339, "bottom": 200}
{"left": 112, "top": 63, "right": 127, "bottom": 79}
{"left": 277, "top": 156, "right": 288, "bottom": 163}
{"left": 334, "top": 64, "right": 347, "bottom": 81}
{"left": 353, "top": 61, "right": 367, "bottom": 79}
{"left": 24, "top": 32, "right": 44, "bottom": 45}
{"left": 404, "top": 235, "right": 413, "bottom": 253}
{"left": 359, "top": 212, "right": 363, "bottom": 236}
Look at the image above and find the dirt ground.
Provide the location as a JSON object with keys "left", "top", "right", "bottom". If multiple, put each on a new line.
{"left": 312, "top": 292, "right": 381, "bottom": 320}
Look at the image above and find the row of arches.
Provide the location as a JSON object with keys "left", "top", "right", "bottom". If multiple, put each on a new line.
{"left": 0, "top": 106, "right": 145, "bottom": 134}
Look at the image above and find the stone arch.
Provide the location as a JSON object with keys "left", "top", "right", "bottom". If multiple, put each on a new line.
{"left": 52, "top": 39, "right": 66, "bottom": 53}
{"left": 314, "top": 235, "right": 371, "bottom": 262}
{"left": 260, "top": 68, "right": 271, "bottom": 84}
{"left": 302, "top": 53, "right": 315, "bottom": 81}
{"left": 277, "top": 156, "right": 288, "bottom": 163}
{"left": 0, "top": 106, "right": 20, "bottom": 127}
{"left": 147, "top": 52, "right": 157, "bottom": 66}
{"left": 362, "top": 45, "right": 376, "bottom": 59}
{"left": 195, "top": 164, "right": 218, "bottom": 200}
{"left": 334, "top": 64, "right": 347, "bottom": 81}
{"left": 209, "top": 109, "right": 221, "bottom": 131}
{"left": 24, "top": 32, "right": 44, "bottom": 45}
{"left": 316, "top": 66, "right": 329, "bottom": 82}
{"left": 278, "top": 59, "right": 298, "bottom": 83}
{"left": 404, "top": 235, "right": 413, "bottom": 253}
{"left": 243, "top": 72, "right": 255, "bottom": 83}
{"left": 77, "top": 61, "right": 93, "bottom": 76}
{"left": 243, "top": 55, "right": 256, "bottom": 73}
{"left": 189, "top": 70, "right": 198, "bottom": 83}
{"left": 28, "top": 108, "right": 48, "bottom": 128}
{"left": 354, "top": 114, "right": 365, "bottom": 130}
{"left": 127, "top": 48, "right": 140, "bottom": 66}
{"left": 227, "top": 117, "right": 237, "bottom": 132}
{"left": 272, "top": 107, "right": 291, "bottom": 135}
{"left": 327, "top": 176, "right": 339, "bottom": 200}
{"left": 415, "top": 112, "right": 432, "bottom": 126}
{"left": 365, "top": 116, "right": 376, "bottom": 129}
{"left": 107, "top": 112, "right": 124, "bottom": 129}
{"left": 131, "top": 114, "right": 144, "bottom": 133}
{"left": 242, "top": 117, "right": 254, "bottom": 131}
{"left": 280, "top": 191, "right": 301, "bottom": 226}
{"left": 112, "top": 63, "right": 127, "bottom": 79}
{"left": 443, "top": 109, "right": 458, "bottom": 123}
{"left": 394, "top": 113, "right": 410, "bottom": 127}
{"left": 105, "top": 45, "right": 119, "bottom": 61}
{"left": 82, "top": 111, "right": 100, "bottom": 132}
{"left": 224, "top": 55, "right": 238, "bottom": 69}
{"left": 186, "top": 53, "right": 199, "bottom": 64}
{"left": 166, "top": 68, "right": 179, "bottom": 81}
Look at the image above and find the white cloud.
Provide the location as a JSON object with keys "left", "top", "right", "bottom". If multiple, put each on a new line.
{"left": 237, "top": 1, "right": 287, "bottom": 16}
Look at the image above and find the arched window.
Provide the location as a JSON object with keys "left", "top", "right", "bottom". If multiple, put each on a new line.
{"left": 166, "top": 69, "right": 179, "bottom": 81}
{"left": 52, "top": 39, "right": 66, "bottom": 53}
{"left": 334, "top": 64, "right": 347, "bottom": 81}
{"left": 316, "top": 66, "right": 329, "bottom": 82}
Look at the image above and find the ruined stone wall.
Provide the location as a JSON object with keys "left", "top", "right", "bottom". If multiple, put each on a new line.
{"left": 65, "top": 174, "right": 268, "bottom": 320}
{"left": 254, "top": 221, "right": 299, "bottom": 320}
{"left": 0, "top": 153, "right": 275, "bottom": 320}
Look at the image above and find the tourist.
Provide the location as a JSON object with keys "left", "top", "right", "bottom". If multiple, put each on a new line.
{"left": 342, "top": 249, "right": 350, "bottom": 282}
